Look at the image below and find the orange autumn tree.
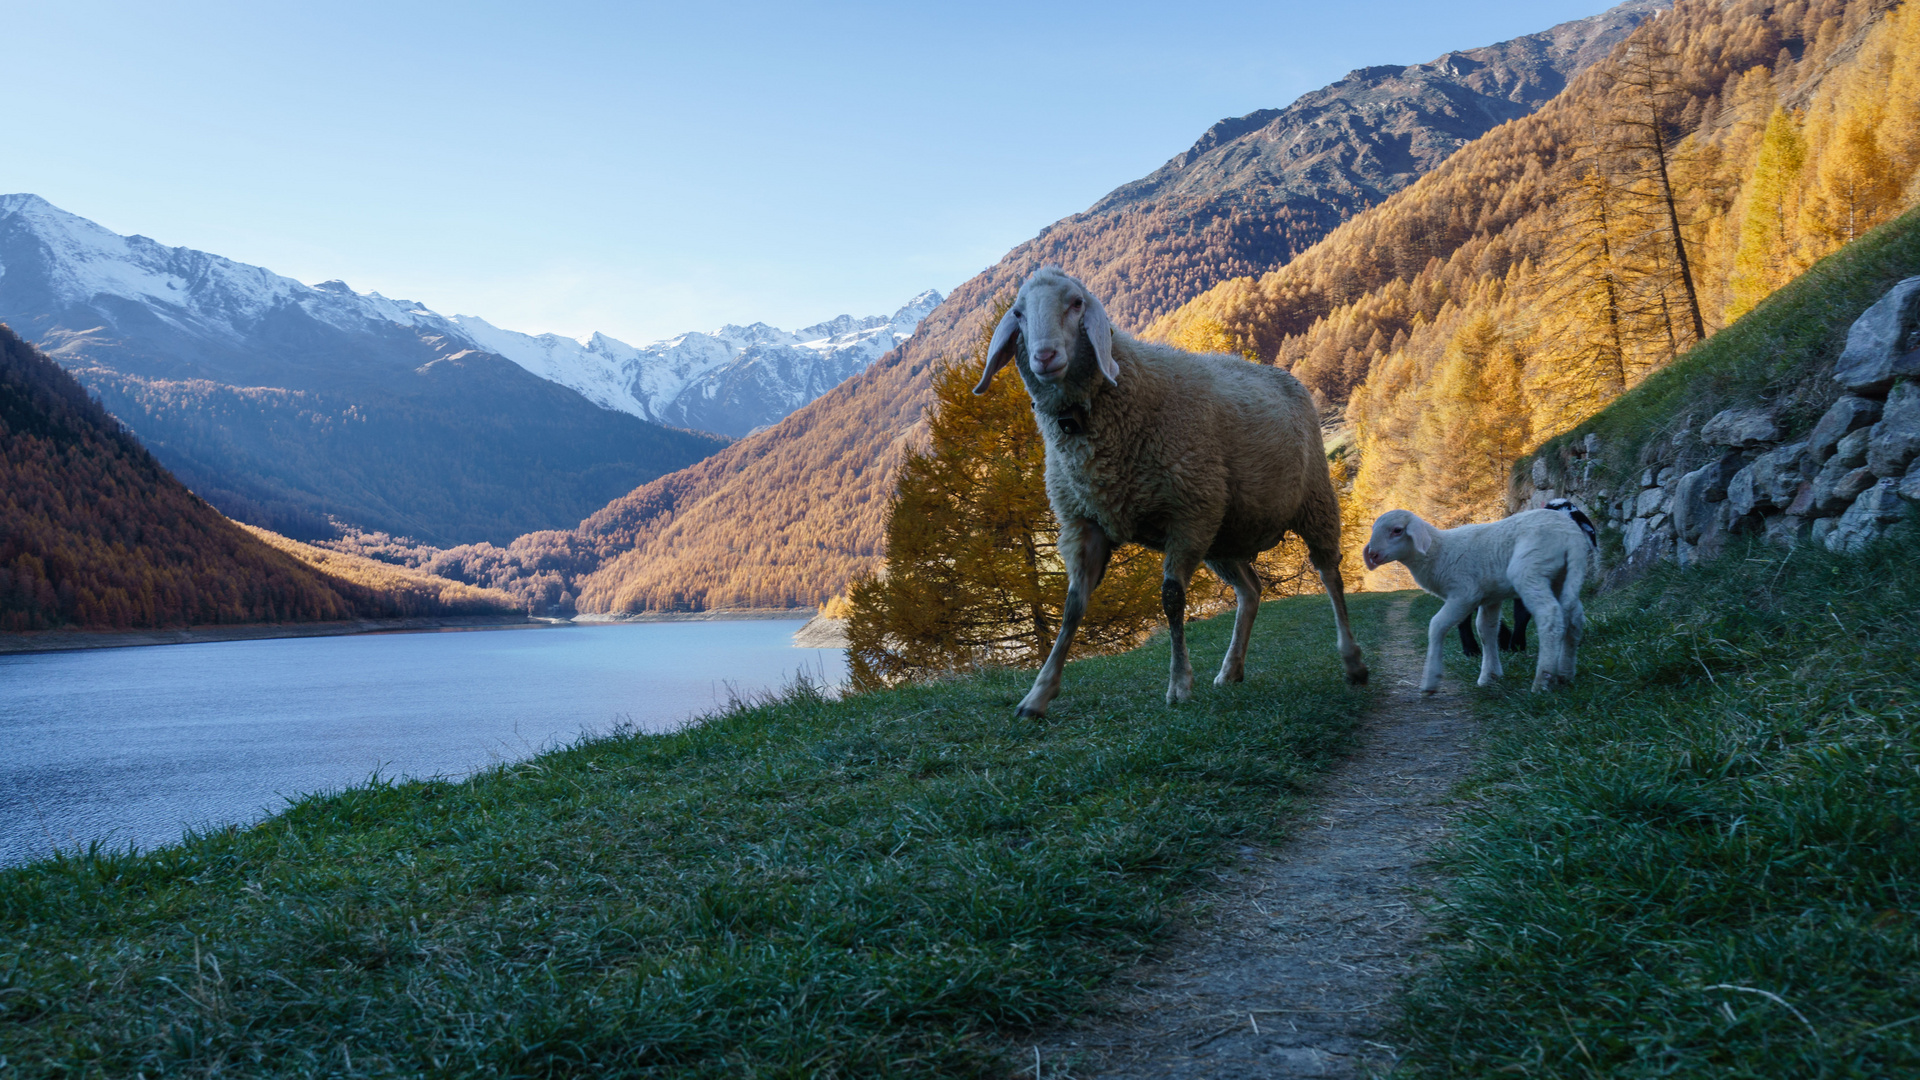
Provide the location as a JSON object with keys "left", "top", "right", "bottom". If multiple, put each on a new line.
{"left": 845, "top": 300, "right": 1163, "bottom": 688}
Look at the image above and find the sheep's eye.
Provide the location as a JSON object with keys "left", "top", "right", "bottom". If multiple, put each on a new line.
{"left": 1013, "top": 309, "right": 1023, "bottom": 319}
{"left": 1390, "top": 527, "right": 1402, "bottom": 536}
{"left": 1069, "top": 297, "right": 1083, "bottom": 309}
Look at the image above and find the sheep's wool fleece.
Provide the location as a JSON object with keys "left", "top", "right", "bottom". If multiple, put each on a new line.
{"left": 1040, "top": 335, "right": 1338, "bottom": 562}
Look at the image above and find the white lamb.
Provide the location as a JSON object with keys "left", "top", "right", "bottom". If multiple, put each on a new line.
{"left": 1362, "top": 508, "right": 1595, "bottom": 693}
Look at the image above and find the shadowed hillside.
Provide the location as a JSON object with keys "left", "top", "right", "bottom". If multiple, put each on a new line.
{"left": 0, "top": 323, "right": 515, "bottom": 631}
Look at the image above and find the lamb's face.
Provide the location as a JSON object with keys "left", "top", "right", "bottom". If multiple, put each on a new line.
{"left": 1013, "top": 273, "right": 1091, "bottom": 383}
{"left": 1363, "top": 509, "right": 1425, "bottom": 570}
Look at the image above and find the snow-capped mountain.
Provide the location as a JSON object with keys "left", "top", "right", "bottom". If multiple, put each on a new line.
{"left": 0, "top": 193, "right": 938, "bottom": 438}
{"left": 448, "top": 288, "right": 942, "bottom": 436}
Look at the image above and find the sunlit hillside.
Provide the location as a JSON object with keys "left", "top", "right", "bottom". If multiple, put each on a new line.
{"left": 1151, "top": 0, "right": 1920, "bottom": 541}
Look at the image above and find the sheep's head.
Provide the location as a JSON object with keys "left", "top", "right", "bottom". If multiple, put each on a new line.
{"left": 1363, "top": 509, "right": 1437, "bottom": 570}
{"left": 973, "top": 266, "right": 1117, "bottom": 395}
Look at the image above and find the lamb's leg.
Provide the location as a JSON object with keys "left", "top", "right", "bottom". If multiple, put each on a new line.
{"left": 1503, "top": 598, "right": 1532, "bottom": 653}
{"left": 1016, "top": 520, "right": 1112, "bottom": 717}
{"left": 1513, "top": 580, "right": 1565, "bottom": 691}
{"left": 1162, "top": 549, "right": 1205, "bottom": 705}
{"left": 1458, "top": 618, "right": 1482, "bottom": 658}
{"left": 1423, "top": 598, "right": 1474, "bottom": 693}
{"left": 1476, "top": 602, "right": 1505, "bottom": 686}
{"left": 1206, "top": 557, "right": 1260, "bottom": 686}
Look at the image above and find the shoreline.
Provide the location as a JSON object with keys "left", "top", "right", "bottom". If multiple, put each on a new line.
{"left": 0, "top": 609, "right": 829, "bottom": 656}
{"left": 0, "top": 615, "right": 555, "bottom": 656}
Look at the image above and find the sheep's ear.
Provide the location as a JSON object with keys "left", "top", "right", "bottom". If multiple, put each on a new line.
{"left": 1410, "top": 517, "right": 1437, "bottom": 555}
{"left": 973, "top": 305, "right": 1021, "bottom": 394}
{"left": 1082, "top": 290, "right": 1118, "bottom": 385}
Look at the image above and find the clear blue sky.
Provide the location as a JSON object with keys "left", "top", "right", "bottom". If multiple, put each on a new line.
{"left": 4, "top": 0, "right": 1608, "bottom": 343}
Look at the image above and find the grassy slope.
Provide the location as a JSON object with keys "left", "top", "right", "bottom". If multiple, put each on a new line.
{"left": 0, "top": 593, "right": 1389, "bottom": 1077}
{"left": 1399, "top": 536, "right": 1920, "bottom": 1077}
{"left": 1529, "top": 204, "right": 1920, "bottom": 488}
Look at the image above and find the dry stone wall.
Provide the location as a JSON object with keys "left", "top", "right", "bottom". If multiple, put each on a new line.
{"left": 1519, "top": 277, "right": 1920, "bottom": 581}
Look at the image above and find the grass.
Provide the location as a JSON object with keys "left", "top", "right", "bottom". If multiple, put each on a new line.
{"left": 1527, "top": 204, "right": 1920, "bottom": 491}
{"left": 1397, "top": 532, "right": 1920, "bottom": 1077}
{"left": 0, "top": 593, "right": 1390, "bottom": 1077}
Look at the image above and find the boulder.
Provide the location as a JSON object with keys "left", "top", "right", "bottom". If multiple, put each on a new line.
{"left": 1810, "top": 463, "right": 1878, "bottom": 515}
{"left": 1866, "top": 380, "right": 1920, "bottom": 476}
{"left": 1671, "top": 457, "right": 1740, "bottom": 543}
{"left": 1531, "top": 457, "right": 1550, "bottom": 489}
{"left": 1833, "top": 276, "right": 1920, "bottom": 395}
{"left": 1765, "top": 513, "right": 1809, "bottom": 548}
{"left": 1700, "top": 407, "right": 1781, "bottom": 448}
{"left": 1901, "top": 470, "right": 1920, "bottom": 502}
{"left": 1623, "top": 516, "right": 1650, "bottom": 557}
{"left": 1811, "top": 517, "right": 1838, "bottom": 547}
{"left": 1806, "top": 395, "right": 1882, "bottom": 463}
{"left": 1636, "top": 484, "right": 1669, "bottom": 517}
{"left": 1831, "top": 426, "right": 1872, "bottom": 469}
{"left": 1826, "top": 479, "right": 1906, "bottom": 552}
{"left": 1727, "top": 441, "right": 1808, "bottom": 516}
{"left": 1584, "top": 433, "right": 1602, "bottom": 458}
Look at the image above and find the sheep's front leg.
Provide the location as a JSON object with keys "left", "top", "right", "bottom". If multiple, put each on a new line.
{"left": 1423, "top": 598, "right": 1475, "bottom": 694}
{"left": 1162, "top": 549, "right": 1205, "bottom": 705}
{"left": 1205, "top": 557, "right": 1260, "bottom": 687}
{"left": 1475, "top": 602, "right": 1504, "bottom": 686}
{"left": 1016, "top": 520, "right": 1111, "bottom": 718}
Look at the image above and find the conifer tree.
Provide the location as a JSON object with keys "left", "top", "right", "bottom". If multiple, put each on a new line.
{"left": 845, "top": 302, "right": 1162, "bottom": 688}
{"left": 1728, "top": 106, "right": 1808, "bottom": 318}
{"left": 1411, "top": 313, "right": 1530, "bottom": 526}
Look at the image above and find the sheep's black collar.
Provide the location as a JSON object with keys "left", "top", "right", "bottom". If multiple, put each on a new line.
{"left": 1050, "top": 404, "right": 1090, "bottom": 437}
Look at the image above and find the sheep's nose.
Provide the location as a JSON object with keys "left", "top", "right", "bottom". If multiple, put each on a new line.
{"left": 1033, "top": 347, "right": 1059, "bottom": 365}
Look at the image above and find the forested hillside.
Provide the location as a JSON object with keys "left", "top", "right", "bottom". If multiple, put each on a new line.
{"left": 0, "top": 324, "right": 514, "bottom": 631}
{"left": 1151, "top": 0, "right": 1920, "bottom": 536}
{"left": 438, "top": 1, "right": 1658, "bottom": 614}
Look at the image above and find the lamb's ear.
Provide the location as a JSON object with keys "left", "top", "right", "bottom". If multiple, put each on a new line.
{"left": 1082, "top": 290, "right": 1118, "bottom": 385}
{"left": 1410, "top": 516, "right": 1438, "bottom": 555}
{"left": 973, "top": 305, "right": 1021, "bottom": 394}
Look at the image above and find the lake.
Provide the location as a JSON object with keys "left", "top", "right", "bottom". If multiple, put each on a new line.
{"left": 0, "top": 619, "right": 845, "bottom": 867}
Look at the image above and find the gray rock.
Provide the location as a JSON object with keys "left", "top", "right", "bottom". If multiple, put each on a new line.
{"left": 1811, "top": 463, "right": 1878, "bottom": 515}
{"left": 1623, "top": 516, "right": 1650, "bottom": 557}
{"left": 1807, "top": 395, "right": 1882, "bottom": 463}
{"left": 1671, "top": 457, "right": 1740, "bottom": 543}
{"left": 1636, "top": 484, "right": 1669, "bottom": 517}
{"left": 1655, "top": 465, "right": 1676, "bottom": 487}
{"left": 1765, "top": 514, "right": 1810, "bottom": 547}
{"left": 1701, "top": 407, "right": 1782, "bottom": 448}
{"left": 1728, "top": 441, "right": 1808, "bottom": 516}
{"left": 1867, "top": 381, "right": 1920, "bottom": 476}
{"left": 1901, "top": 471, "right": 1920, "bottom": 502}
{"left": 1833, "top": 276, "right": 1920, "bottom": 395}
{"left": 1641, "top": 467, "right": 1658, "bottom": 488}
{"left": 1811, "top": 517, "right": 1838, "bottom": 547}
{"left": 1831, "top": 426, "right": 1872, "bottom": 469}
{"left": 1531, "top": 457, "right": 1550, "bottom": 489}
{"left": 1726, "top": 463, "right": 1759, "bottom": 517}
{"left": 1826, "top": 478, "right": 1909, "bottom": 554}
{"left": 1859, "top": 477, "right": 1908, "bottom": 522}
{"left": 1584, "top": 433, "right": 1602, "bottom": 458}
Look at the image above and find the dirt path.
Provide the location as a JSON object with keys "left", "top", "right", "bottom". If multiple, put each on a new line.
{"left": 1034, "top": 596, "right": 1478, "bottom": 1079}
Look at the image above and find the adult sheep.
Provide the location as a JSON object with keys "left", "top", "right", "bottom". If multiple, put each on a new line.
{"left": 1363, "top": 508, "right": 1595, "bottom": 694}
{"left": 974, "top": 266, "right": 1368, "bottom": 717}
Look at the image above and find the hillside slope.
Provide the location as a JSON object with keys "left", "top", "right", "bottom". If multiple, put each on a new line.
{"left": 518, "top": 0, "right": 1667, "bottom": 613}
{"left": 0, "top": 323, "right": 513, "bottom": 631}
{"left": 0, "top": 196, "right": 728, "bottom": 545}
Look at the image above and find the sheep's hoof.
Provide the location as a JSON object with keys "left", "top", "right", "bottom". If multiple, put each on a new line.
{"left": 1213, "top": 669, "right": 1244, "bottom": 688}
{"left": 1166, "top": 684, "right": 1193, "bottom": 705}
{"left": 1345, "top": 665, "right": 1369, "bottom": 686}
{"left": 1015, "top": 704, "right": 1048, "bottom": 718}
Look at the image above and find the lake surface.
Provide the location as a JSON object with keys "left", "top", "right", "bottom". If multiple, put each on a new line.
{"left": 0, "top": 619, "right": 844, "bottom": 867}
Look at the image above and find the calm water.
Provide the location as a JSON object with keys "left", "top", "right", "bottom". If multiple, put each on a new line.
{"left": 0, "top": 620, "right": 845, "bottom": 866}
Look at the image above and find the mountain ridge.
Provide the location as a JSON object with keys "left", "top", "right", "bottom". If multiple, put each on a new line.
{"left": 445, "top": 0, "right": 1669, "bottom": 613}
